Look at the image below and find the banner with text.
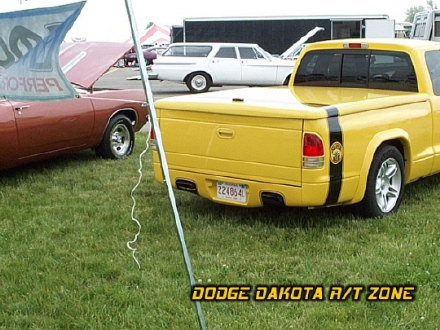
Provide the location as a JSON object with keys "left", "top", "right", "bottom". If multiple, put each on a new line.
{"left": 0, "top": 1, "right": 85, "bottom": 101}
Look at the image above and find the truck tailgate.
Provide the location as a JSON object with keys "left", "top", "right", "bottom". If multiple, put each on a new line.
{"left": 156, "top": 88, "right": 308, "bottom": 185}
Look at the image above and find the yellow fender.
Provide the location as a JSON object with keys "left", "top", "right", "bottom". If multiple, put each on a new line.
{"left": 350, "top": 129, "right": 411, "bottom": 204}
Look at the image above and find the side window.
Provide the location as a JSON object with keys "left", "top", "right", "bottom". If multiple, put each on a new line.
{"left": 239, "top": 47, "right": 258, "bottom": 59}
{"left": 294, "top": 51, "right": 341, "bottom": 86}
{"left": 425, "top": 50, "right": 440, "bottom": 96}
{"left": 162, "top": 45, "right": 212, "bottom": 57}
{"left": 369, "top": 51, "right": 418, "bottom": 92}
{"left": 215, "top": 47, "right": 237, "bottom": 59}
{"left": 253, "top": 48, "right": 266, "bottom": 59}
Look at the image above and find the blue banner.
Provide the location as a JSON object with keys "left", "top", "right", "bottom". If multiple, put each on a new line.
{"left": 0, "top": 1, "right": 85, "bottom": 101}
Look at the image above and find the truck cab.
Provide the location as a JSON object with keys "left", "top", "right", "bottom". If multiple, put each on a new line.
{"left": 410, "top": 10, "right": 440, "bottom": 41}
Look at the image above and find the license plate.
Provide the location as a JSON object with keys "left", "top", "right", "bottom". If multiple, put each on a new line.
{"left": 217, "top": 181, "right": 247, "bottom": 203}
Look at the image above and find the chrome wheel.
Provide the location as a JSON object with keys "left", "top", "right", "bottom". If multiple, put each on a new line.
{"left": 359, "top": 145, "right": 405, "bottom": 218}
{"left": 375, "top": 157, "right": 402, "bottom": 213}
{"left": 186, "top": 72, "right": 211, "bottom": 93}
{"left": 191, "top": 74, "right": 207, "bottom": 91}
{"left": 95, "top": 115, "right": 134, "bottom": 159}
{"left": 110, "top": 123, "right": 131, "bottom": 157}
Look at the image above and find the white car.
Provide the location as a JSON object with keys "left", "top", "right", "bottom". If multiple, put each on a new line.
{"left": 150, "top": 42, "right": 296, "bottom": 93}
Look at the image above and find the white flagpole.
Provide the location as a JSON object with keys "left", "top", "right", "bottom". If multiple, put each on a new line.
{"left": 123, "top": 1, "right": 207, "bottom": 329}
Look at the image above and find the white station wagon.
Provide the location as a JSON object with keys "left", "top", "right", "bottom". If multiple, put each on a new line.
{"left": 150, "top": 42, "right": 296, "bottom": 93}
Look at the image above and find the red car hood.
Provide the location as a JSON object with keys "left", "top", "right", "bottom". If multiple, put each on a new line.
{"left": 60, "top": 42, "right": 132, "bottom": 89}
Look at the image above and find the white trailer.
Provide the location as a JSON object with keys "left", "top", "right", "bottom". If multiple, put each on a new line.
{"left": 182, "top": 15, "right": 394, "bottom": 55}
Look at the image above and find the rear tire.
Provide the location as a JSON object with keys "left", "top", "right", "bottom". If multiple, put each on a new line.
{"left": 186, "top": 72, "right": 211, "bottom": 93}
{"left": 358, "top": 145, "right": 405, "bottom": 218}
{"left": 95, "top": 115, "right": 134, "bottom": 159}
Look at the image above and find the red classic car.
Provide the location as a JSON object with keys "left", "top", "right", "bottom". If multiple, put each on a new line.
{"left": 124, "top": 45, "right": 168, "bottom": 66}
{"left": 0, "top": 42, "right": 148, "bottom": 171}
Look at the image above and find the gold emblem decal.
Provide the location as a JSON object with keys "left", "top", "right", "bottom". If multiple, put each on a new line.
{"left": 330, "top": 141, "right": 343, "bottom": 165}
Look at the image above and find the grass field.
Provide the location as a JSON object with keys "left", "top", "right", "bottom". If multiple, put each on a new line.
{"left": 1, "top": 133, "right": 439, "bottom": 330}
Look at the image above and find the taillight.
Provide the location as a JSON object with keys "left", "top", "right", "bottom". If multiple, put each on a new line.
{"left": 303, "top": 133, "right": 324, "bottom": 156}
{"left": 303, "top": 133, "right": 324, "bottom": 168}
{"left": 150, "top": 127, "right": 157, "bottom": 149}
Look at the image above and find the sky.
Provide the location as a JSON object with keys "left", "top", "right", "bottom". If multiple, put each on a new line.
{"left": 0, "top": 0, "right": 435, "bottom": 42}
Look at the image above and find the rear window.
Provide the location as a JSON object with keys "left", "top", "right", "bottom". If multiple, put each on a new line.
{"left": 294, "top": 50, "right": 418, "bottom": 92}
{"left": 162, "top": 45, "right": 212, "bottom": 57}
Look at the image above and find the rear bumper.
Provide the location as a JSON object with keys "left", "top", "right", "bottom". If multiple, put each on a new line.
{"left": 153, "top": 162, "right": 330, "bottom": 208}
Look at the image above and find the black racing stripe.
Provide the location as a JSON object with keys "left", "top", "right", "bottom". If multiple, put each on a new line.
{"left": 325, "top": 106, "right": 343, "bottom": 205}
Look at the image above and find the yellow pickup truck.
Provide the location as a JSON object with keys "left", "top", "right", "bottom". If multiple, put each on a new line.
{"left": 152, "top": 39, "right": 440, "bottom": 217}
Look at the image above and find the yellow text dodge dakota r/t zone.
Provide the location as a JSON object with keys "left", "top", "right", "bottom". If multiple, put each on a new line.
{"left": 152, "top": 39, "right": 440, "bottom": 218}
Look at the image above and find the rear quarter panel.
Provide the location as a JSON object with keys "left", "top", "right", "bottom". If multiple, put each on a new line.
{"left": 338, "top": 94, "right": 434, "bottom": 204}
{"left": 85, "top": 89, "right": 148, "bottom": 144}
